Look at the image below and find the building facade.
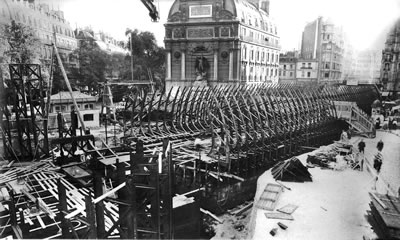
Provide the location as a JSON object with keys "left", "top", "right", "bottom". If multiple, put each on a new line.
{"left": 380, "top": 18, "right": 400, "bottom": 99}
{"left": 278, "top": 51, "right": 297, "bottom": 83}
{"left": 348, "top": 50, "right": 381, "bottom": 85}
{"left": 164, "top": 0, "right": 280, "bottom": 89}
{"left": 296, "top": 59, "right": 318, "bottom": 82}
{"left": 0, "top": 0, "right": 78, "bottom": 66}
{"left": 300, "top": 17, "right": 344, "bottom": 83}
{"left": 49, "top": 91, "right": 101, "bottom": 128}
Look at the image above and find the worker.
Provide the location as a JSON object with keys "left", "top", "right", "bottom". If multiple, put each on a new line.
{"left": 340, "top": 129, "right": 348, "bottom": 142}
{"left": 358, "top": 139, "right": 366, "bottom": 154}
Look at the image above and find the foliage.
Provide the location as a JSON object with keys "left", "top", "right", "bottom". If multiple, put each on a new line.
{"left": 125, "top": 29, "right": 165, "bottom": 90}
{"left": 2, "top": 20, "right": 41, "bottom": 64}
{"left": 0, "top": 20, "right": 41, "bottom": 79}
{"left": 70, "top": 39, "right": 109, "bottom": 91}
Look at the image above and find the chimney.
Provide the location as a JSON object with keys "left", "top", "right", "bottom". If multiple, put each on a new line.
{"left": 260, "top": 0, "right": 270, "bottom": 14}
{"left": 247, "top": 0, "right": 270, "bottom": 14}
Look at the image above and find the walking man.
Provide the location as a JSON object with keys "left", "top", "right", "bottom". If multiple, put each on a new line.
{"left": 373, "top": 140, "right": 384, "bottom": 190}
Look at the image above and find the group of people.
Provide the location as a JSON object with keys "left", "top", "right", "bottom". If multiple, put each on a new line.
{"left": 356, "top": 138, "right": 384, "bottom": 174}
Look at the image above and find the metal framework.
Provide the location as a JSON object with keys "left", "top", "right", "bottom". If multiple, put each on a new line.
{"left": 1, "top": 64, "right": 49, "bottom": 160}
{"left": 120, "top": 83, "right": 378, "bottom": 211}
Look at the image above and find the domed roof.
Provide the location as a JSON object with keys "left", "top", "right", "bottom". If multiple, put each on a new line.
{"left": 371, "top": 99, "right": 382, "bottom": 108}
{"left": 167, "top": 0, "right": 277, "bottom": 34}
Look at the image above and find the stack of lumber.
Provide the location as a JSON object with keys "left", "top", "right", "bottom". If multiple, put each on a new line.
{"left": 369, "top": 192, "right": 400, "bottom": 239}
{"left": 272, "top": 158, "right": 312, "bottom": 182}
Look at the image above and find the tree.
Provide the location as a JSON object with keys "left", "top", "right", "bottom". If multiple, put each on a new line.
{"left": 125, "top": 29, "right": 165, "bottom": 90}
{"left": 0, "top": 20, "right": 41, "bottom": 78}
{"left": 70, "top": 38, "right": 109, "bottom": 92}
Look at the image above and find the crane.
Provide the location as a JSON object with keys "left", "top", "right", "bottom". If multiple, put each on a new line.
{"left": 140, "top": 0, "right": 160, "bottom": 22}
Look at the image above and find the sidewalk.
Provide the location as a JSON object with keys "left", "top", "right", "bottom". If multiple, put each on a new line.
{"left": 248, "top": 133, "right": 400, "bottom": 240}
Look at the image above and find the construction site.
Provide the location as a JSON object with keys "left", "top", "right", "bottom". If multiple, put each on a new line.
{"left": 0, "top": 0, "right": 400, "bottom": 239}
{"left": 0, "top": 58, "right": 389, "bottom": 239}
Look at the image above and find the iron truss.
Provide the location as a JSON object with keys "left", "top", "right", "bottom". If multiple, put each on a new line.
{"left": 121, "top": 83, "right": 378, "bottom": 204}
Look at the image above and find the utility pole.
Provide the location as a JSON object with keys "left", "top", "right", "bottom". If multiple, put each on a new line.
{"left": 130, "top": 32, "right": 134, "bottom": 81}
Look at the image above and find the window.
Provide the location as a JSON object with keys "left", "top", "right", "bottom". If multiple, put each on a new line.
{"left": 283, "top": 65, "right": 286, "bottom": 70}
{"left": 324, "top": 72, "right": 329, "bottom": 78}
{"left": 250, "top": 50, "right": 254, "bottom": 60}
{"left": 267, "top": 53, "right": 270, "bottom": 62}
{"left": 55, "top": 106, "right": 61, "bottom": 112}
{"left": 325, "top": 63, "right": 330, "bottom": 69}
{"left": 83, "top": 114, "right": 94, "bottom": 121}
{"left": 308, "top": 63, "right": 311, "bottom": 68}
{"left": 301, "top": 71, "right": 305, "bottom": 77}
{"left": 272, "top": 54, "right": 274, "bottom": 63}
{"left": 307, "top": 72, "right": 311, "bottom": 77}
{"left": 302, "top": 63, "right": 305, "bottom": 68}
{"left": 283, "top": 71, "right": 286, "bottom": 77}
{"left": 289, "top": 72, "right": 293, "bottom": 77}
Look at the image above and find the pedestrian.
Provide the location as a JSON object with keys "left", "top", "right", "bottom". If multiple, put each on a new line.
{"left": 358, "top": 139, "right": 366, "bottom": 154}
{"left": 375, "top": 117, "right": 381, "bottom": 129}
{"left": 373, "top": 140, "right": 384, "bottom": 174}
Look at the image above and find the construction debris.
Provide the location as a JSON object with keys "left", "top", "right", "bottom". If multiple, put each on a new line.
{"left": 369, "top": 193, "right": 400, "bottom": 239}
{"left": 265, "top": 212, "right": 294, "bottom": 220}
{"left": 277, "top": 222, "right": 288, "bottom": 230}
{"left": 256, "top": 183, "right": 283, "bottom": 211}
{"left": 272, "top": 158, "right": 312, "bottom": 182}
{"left": 277, "top": 204, "right": 299, "bottom": 215}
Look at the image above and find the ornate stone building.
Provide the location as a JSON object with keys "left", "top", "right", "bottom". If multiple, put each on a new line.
{"left": 164, "top": 0, "right": 280, "bottom": 89}
{"left": 381, "top": 18, "right": 400, "bottom": 99}
{"left": 0, "top": 0, "right": 77, "bottom": 66}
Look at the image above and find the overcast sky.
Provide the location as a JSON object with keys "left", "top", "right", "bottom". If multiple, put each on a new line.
{"left": 40, "top": 0, "right": 400, "bottom": 51}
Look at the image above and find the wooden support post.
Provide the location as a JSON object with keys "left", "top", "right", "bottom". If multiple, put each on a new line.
{"left": 8, "top": 191, "right": 17, "bottom": 227}
{"left": 163, "top": 138, "right": 174, "bottom": 239}
{"left": 57, "top": 112, "right": 63, "bottom": 138}
{"left": 19, "top": 210, "right": 28, "bottom": 237}
{"left": 93, "top": 171, "right": 106, "bottom": 238}
{"left": 85, "top": 195, "right": 97, "bottom": 239}
{"left": 57, "top": 179, "right": 70, "bottom": 239}
{"left": 117, "top": 160, "right": 129, "bottom": 238}
{"left": 126, "top": 179, "right": 136, "bottom": 239}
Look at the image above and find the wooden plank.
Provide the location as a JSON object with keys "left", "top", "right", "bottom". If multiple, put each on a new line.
{"left": 265, "top": 212, "right": 294, "bottom": 220}
{"left": 36, "top": 215, "right": 46, "bottom": 229}
{"left": 277, "top": 204, "right": 299, "bottom": 215}
{"left": 371, "top": 192, "right": 388, "bottom": 210}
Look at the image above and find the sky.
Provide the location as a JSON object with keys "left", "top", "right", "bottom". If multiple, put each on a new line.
{"left": 40, "top": 0, "right": 400, "bottom": 51}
